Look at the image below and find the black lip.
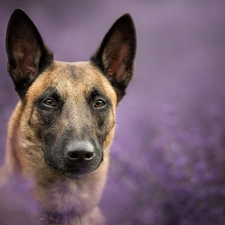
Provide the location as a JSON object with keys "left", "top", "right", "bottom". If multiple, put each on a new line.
{"left": 61, "top": 161, "right": 102, "bottom": 179}
{"left": 45, "top": 159, "right": 101, "bottom": 179}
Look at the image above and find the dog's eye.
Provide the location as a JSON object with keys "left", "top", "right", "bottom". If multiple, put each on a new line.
{"left": 43, "top": 98, "right": 57, "bottom": 107}
{"left": 94, "top": 99, "right": 106, "bottom": 108}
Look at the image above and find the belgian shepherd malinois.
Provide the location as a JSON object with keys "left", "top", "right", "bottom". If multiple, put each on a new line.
{"left": 1, "top": 8, "right": 136, "bottom": 225}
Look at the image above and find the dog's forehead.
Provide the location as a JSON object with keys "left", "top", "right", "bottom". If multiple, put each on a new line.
{"left": 54, "top": 61, "right": 99, "bottom": 79}
{"left": 27, "top": 61, "right": 117, "bottom": 102}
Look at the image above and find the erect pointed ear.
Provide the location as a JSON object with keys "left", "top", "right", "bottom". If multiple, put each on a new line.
{"left": 91, "top": 14, "right": 136, "bottom": 102}
{"left": 6, "top": 9, "right": 53, "bottom": 98}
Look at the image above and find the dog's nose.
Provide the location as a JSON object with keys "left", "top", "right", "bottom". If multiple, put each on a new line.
{"left": 66, "top": 141, "right": 94, "bottom": 163}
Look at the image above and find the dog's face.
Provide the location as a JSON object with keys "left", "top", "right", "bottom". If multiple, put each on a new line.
{"left": 6, "top": 9, "right": 136, "bottom": 179}
{"left": 24, "top": 62, "right": 117, "bottom": 179}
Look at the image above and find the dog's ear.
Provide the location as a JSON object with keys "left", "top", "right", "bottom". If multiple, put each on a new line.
{"left": 6, "top": 9, "right": 53, "bottom": 98}
{"left": 91, "top": 14, "right": 136, "bottom": 102}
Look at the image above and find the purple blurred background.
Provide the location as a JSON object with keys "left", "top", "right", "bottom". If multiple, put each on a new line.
{"left": 1, "top": 1, "right": 225, "bottom": 224}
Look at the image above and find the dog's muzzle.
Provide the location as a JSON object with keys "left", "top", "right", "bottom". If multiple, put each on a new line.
{"left": 44, "top": 139, "right": 103, "bottom": 179}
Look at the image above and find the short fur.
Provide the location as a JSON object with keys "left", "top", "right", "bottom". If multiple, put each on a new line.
{"left": 1, "top": 9, "right": 136, "bottom": 225}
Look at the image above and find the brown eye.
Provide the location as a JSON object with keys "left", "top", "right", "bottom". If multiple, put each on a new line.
{"left": 94, "top": 99, "right": 106, "bottom": 108}
{"left": 43, "top": 98, "right": 57, "bottom": 107}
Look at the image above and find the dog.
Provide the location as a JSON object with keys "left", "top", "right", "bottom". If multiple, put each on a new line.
{"left": 0, "top": 8, "right": 136, "bottom": 225}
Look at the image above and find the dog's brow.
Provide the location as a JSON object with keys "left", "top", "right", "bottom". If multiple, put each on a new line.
{"left": 34, "top": 87, "right": 60, "bottom": 103}
{"left": 89, "top": 87, "right": 110, "bottom": 103}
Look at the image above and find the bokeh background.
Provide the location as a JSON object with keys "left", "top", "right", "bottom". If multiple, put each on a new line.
{"left": 1, "top": 0, "right": 225, "bottom": 224}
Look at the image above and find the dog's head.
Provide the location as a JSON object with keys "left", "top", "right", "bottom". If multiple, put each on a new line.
{"left": 6, "top": 9, "right": 136, "bottom": 179}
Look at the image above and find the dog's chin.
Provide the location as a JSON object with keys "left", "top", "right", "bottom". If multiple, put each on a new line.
{"left": 53, "top": 165, "right": 94, "bottom": 180}
{"left": 62, "top": 170, "right": 91, "bottom": 180}
{"left": 45, "top": 160, "right": 99, "bottom": 180}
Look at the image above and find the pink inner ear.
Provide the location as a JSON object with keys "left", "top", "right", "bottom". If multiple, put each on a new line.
{"left": 107, "top": 68, "right": 114, "bottom": 76}
{"left": 106, "top": 44, "right": 129, "bottom": 81}
{"left": 14, "top": 44, "right": 40, "bottom": 77}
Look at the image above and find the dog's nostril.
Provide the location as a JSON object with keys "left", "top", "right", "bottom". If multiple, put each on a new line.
{"left": 67, "top": 150, "right": 94, "bottom": 162}
{"left": 84, "top": 152, "right": 94, "bottom": 160}
{"left": 67, "top": 152, "right": 79, "bottom": 160}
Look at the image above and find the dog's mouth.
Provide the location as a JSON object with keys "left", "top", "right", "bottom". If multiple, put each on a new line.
{"left": 45, "top": 157, "right": 102, "bottom": 180}
{"left": 62, "top": 168, "right": 91, "bottom": 179}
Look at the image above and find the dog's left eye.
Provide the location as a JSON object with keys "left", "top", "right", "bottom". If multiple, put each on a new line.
{"left": 43, "top": 98, "right": 57, "bottom": 107}
{"left": 94, "top": 99, "right": 106, "bottom": 108}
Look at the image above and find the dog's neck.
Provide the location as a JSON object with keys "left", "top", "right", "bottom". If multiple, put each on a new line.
{"left": 39, "top": 211, "right": 69, "bottom": 224}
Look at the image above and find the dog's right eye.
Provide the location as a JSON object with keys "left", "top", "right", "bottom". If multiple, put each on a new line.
{"left": 43, "top": 98, "right": 57, "bottom": 108}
